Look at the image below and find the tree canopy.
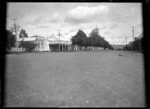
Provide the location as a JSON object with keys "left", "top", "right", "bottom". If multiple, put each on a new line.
{"left": 123, "top": 37, "right": 143, "bottom": 51}
{"left": 89, "top": 28, "right": 102, "bottom": 47}
{"left": 71, "top": 30, "right": 87, "bottom": 46}
{"left": 19, "top": 29, "right": 28, "bottom": 38}
{"left": 6, "top": 30, "right": 16, "bottom": 50}
{"left": 19, "top": 41, "right": 37, "bottom": 52}
{"left": 88, "top": 28, "right": 114, "bottom": 50}
{"left": 71, "top": 28, "right": 114, "bottom": 50}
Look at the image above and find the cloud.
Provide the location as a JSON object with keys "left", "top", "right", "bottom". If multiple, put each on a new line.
{"left": 116, "top": 33, "right": 130, "bottom": 39}
{"left": 109, "top": 24, "right": 119, "bottom": 29}
{"left": 124, "top": 14, "right": 137, "bottom": 21}
{"left": 109, "top": 12, "right": 126, "bottom": 23}
{"left": 49, "top": 12, "right": 63, "bottom": 23}
{"left": 37, "top": 24, "right": 50, "bottom": 28}
{"left": 135, "top": 31, "right": 140, "bottom": 35}
{"left": 123, "top": 7, "right": 139, "bottom": 22}
{"left": 110, "top": 35, "right": 116, "bottom": 39}
{"left": 64, "top": 32, "right": 70, "bottom": 36}
{"left": 69, "top": 28, "right": 78, "bottom": 33}
{"left": 135, "top": 23, "right": 142, "bottom": 28}
{"left": 103, "top": 31, "right": 111, "bottom": 35}
{"left": 116, "top": 35, "right": 124, "bottom": 39}
{"left": 61, "top": 22, "right": 70, "bottom": 27}
{"left": 109, "top": 34, "right": 126, "bottom": 41}
{"left": 97, "top": 25, "right": 107, "bottom": 30}
{"left": 26, "top": 12, "right": 63, "bottom": 28}
{"left": 119, "top": 33, "right": 130, "bottom": 37}
{"left": 131, "top": 7, "right": 138, "bottom": 14}
{"left": 25, "top": 16, "right": 51, "bottom": 29}
{"left": 65, "top": 5, "right": 128, "bottom": 25}
{"left": 122, "top": 33, "right": 127, "bottom": 36}
{"left": 26, "top": 15, "right": 49, "bottom": 26}
{"left": 65, "top": 5, "right": 109, "bottom": 24}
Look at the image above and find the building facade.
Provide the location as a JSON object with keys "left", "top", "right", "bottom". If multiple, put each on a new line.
{"left": 18, "top": 35, "right": 72, "bottom": 52}
{"left": 35, "top": 36, "right": 50, "bottom": 51}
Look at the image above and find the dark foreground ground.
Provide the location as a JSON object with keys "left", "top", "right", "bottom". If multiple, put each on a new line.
{"left": 4, "top": 50, "right": 145, "bottom": 107}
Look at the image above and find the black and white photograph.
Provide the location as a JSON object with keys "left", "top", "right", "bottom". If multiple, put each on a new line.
{"left": 3, "top": 2, "right": 146, "bottom": 107}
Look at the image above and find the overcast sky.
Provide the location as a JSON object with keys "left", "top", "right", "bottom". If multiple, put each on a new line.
{"left": 6, "top": 3, "right": 143, "bottom": 44}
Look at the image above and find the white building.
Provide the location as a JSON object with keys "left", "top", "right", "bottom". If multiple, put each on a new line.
{"left": 35, "top": 36, "right": 50, "bottom": 51}
{"left": 18, "top": 35, "right": 50, "bottom": 52}
{"left": 18, "top": 35, "right": 72, "bottom": 52}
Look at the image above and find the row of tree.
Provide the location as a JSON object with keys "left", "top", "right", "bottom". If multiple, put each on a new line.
{"left": 123, "top": 36, "right": 143, "bottom": 51}
{"left": 71, "top": 28, "right": 114, "bottom": 50}
{"left": 6, "top": 27, "right": 114, "bottom": 52}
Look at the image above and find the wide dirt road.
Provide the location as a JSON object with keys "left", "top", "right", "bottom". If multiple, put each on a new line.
{"left": 5, "top": 50, "right": 145, "bottom": 107}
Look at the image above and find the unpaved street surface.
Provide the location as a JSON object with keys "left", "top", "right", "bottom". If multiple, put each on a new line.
{"left": 5, "top": 51, "right": 145, "bottom": 107}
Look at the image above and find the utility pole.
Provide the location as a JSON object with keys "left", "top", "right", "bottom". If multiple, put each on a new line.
{"left": 122, "top": 39, "right": 124, "bottom": 45}
{"left": 131, "top": 26, "right": 134, "bottom": 50}
{"left": 132, "top": 26, "right": 134, "bottom": 41}
{"left": 126, "top": 36, "right": 127, "bottom": 45}
{"left": 11, "top": 19, "right": 19, "bottom": 54}
{"left": 58, "top": 30, "right": 60, "bottom": 52}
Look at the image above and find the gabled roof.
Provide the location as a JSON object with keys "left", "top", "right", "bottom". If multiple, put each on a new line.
{"left": 18, "top": 37, "right": 36, "bottom": 41}
{"left": 18, "top": 35, "right": 72, "bottom": 44}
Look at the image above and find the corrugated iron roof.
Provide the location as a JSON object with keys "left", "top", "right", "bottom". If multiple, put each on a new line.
{"left": 18, "top": 37, "right": 36, "bottom": 41}
{"left": 18, "top": 35, "right": 72, "bottom": 44}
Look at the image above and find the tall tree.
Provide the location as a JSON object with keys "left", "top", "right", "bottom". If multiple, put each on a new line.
{"left": 19, "top": 29, "right": 28, "bottom": 51}
{"left": 89, "top": 27, "right": 102, "bottom": 48}
{"left": 6, "top": 30, "right": 16, "bottom": 50}
{"left": 19, "top": 29, "right": 28, "bottom": 38}
{"left": 71, "top": 30, "right": 87, "bottom": 47}
{"left": 89, "top": 27, "right": 114, "bottom": 50}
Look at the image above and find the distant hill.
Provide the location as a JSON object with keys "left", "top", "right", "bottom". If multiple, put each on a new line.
{"left": 111, "top": 44, "right": 125, "bottom": 50}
